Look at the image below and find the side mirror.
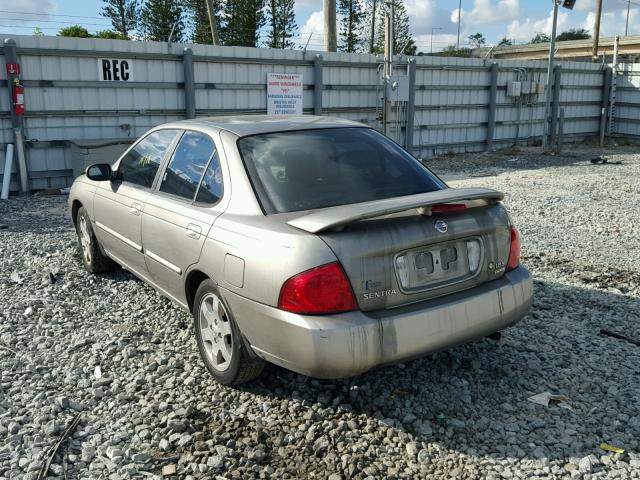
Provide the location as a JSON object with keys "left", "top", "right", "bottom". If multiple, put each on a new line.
{"left": 86, "top": 163, "right": 113, "bottom": 181}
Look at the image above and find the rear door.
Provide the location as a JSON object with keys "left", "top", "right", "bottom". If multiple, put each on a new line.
{"left": 94, "top": 129, "right": 180, "bottom": 275}
{"left": 141, "top": 130, "right": 226, "bottom": 300}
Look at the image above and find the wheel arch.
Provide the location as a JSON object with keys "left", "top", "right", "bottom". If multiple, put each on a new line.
{"left": 185, "top": 269, "right": 210, "bottom": 313}
{"left": 71, "top": 199, "right": 83, "bottom": 228}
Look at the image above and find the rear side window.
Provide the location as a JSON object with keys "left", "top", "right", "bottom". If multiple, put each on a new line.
{"left": 238, "top": 128, "right": 445, "bottom": 214}
{"left": 159, "top": 131, "right": 217, "bottom": 201}
{"left": 195, "top": 151, "right": 223, "bottom": 204}
{"left": 118, "top": 129, "right": 178, "bottom": 188}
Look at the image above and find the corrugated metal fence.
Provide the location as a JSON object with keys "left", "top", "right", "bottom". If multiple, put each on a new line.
{"left": 0, "top": 34, "right": 611, "bottom": 191}
{"left": 612, "top": 62, "right": 640, "bottom": 137}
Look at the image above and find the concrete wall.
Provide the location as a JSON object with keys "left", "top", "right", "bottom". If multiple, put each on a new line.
{"left": 0, "top": 34, "right": 608, "bottom": 191}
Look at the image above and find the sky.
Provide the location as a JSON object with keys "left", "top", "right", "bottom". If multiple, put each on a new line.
{"left": 1, "top": 0, "right": 639, "bottom": 52}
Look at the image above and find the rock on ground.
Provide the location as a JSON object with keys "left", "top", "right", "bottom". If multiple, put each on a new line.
{"left": 1, "top": 143, "right": 639, "bottom": 479}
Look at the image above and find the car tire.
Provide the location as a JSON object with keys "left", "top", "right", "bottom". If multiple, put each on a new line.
{"left": 76, "top": 207, "right": 118, "bottom": 274}
{"left": 194, "top": 279, "right": 265, "bottom": 385}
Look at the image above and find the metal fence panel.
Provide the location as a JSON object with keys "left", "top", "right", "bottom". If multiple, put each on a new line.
{"left": 0, "top": 33, "right": 618, "bottom": 190}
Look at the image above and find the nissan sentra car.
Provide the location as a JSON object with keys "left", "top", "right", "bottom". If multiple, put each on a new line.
{"left": 69, "top": 116, "right": 533, "bottom": 385}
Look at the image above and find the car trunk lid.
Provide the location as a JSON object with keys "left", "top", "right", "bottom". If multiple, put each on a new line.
{"left": 287, "top": 188, "right": 512, "bottom": 311}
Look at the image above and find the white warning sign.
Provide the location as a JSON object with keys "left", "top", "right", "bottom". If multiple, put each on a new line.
{"left": 267, "top": 73, "right": 303, "bottom": 115}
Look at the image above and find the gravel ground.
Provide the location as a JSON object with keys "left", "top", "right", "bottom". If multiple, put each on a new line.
{"left": 1, "top": 144, "right": 640, "bottom": 480}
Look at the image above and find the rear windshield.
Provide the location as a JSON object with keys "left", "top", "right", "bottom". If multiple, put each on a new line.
{"left": 238, "top": 127, "right": 445, "bottom": 214}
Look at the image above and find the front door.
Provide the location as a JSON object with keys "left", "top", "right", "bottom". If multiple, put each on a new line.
{"left": 94, "top": 129, "right": 180, "bottom": 276}
{"left": 141, "top": 130, "right": 226, "bottom": 300}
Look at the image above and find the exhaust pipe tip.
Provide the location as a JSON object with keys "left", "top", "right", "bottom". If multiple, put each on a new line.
{"left": 486, "top": 331, "right": 502, "bottom": 341}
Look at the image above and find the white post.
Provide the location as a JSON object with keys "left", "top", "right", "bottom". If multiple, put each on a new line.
{"left": 14, "top": 130, "right": 28, "bottom": 193}
{"left": 1, "top": 144, "right": 14, "bottom": 200}
{"left": 542, "top": 0, "right": 560, "bottom": 148}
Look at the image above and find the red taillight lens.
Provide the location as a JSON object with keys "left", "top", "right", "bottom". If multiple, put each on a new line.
{"left": 278, "top": 262, "right": 357, "bottom": 314}
{"left": 430, "top": 203, "right": 467, "bottom": 214}
{"left": 506, "top": 226, "right": 521, "bottom": 272}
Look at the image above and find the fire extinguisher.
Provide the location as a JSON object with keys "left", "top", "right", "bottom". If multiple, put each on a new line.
{"left": 12, "top": 80, "right": 25, "bottom": 116}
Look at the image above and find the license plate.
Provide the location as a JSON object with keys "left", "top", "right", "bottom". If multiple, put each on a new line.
{"left": 395, "top": 238, "right": 482, "bottom": 292}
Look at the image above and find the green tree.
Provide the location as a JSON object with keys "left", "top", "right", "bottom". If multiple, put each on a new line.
{"left": 438, "top": 45, "right": 472, "bottom": 57}
{"left": 95, "top": 30, "right": 130, "bottom": 39}
{"left": 339, "top": 0, "right": 365, "bottom": 53}
{"left": 556, "top": 28, "right": 590, "bottom": 41}
{"left": 266, "top": 0, "right": 297, "bottom": 49}
{"left": 185, "top": 0, "right": 221, "bottom": 44}
{"left": 467, "top": 32, "right": 486, "bottom": 49}
{"left": 373, "top": 0, "right": 416, "bottom": 55}
{"left": 33, "top": 27, "right": 45, "bottom": 36}
{"left": 139, "top": 0, "right": 185, "bottom": 42}
{"left": 221, "top": 0, "right": 265, "bottom": 47}
{"left": 58, "top": 25, "right": 92, "bottom": 37}
{"left": 364, "top": 0, "right": 378, "bottom": 53}
{"left": 101, "top": 0, "right": 138, "bottom": 37}
{"left": 497, "top": 36, "right": 512, "bottom": 46}
{"left": 530, "top": 32, "right": 550, "bottom": 44}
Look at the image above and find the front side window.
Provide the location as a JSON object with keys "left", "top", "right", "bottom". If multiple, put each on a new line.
{"left": 118, "top": 129, "right": 178, "bottom": 188}
{"left": 159, "top": 131, "right": 217, "bottom": 201}
{"left": 238, "top": 128, "right": 446, "bottom": 214}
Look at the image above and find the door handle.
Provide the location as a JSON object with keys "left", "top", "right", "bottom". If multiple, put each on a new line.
{"left": 185, "top": 223, "right": 201, "bottom": 239}
{"left": 129, "top": 202, "right": 143, "bottom": 216}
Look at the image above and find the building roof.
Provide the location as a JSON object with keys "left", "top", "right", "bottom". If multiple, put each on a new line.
{"left": 485, "top": 35, "right": 640, "bottom": 60}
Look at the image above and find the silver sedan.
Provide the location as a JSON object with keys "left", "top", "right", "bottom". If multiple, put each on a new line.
{"left": 68, "top": 116, "right": 532, "bottom": 385}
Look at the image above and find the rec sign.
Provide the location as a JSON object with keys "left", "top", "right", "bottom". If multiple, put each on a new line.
{"left": 98, "top": 59, "right": 132, "bottom": 81}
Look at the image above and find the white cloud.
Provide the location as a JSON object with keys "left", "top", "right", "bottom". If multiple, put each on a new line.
{"left": 502, "top": 3, "right": 640, "bottom": 45}
{"left": 445, "top": 0, "right": 520, "bottom": 45}
{"left": 414, "top": 32, "right": 459, "bottom": 53}
{"left": 404, "top": 0, "right": 455, "bottom": 36}
{"left": 583, "top": 7, "right": 640, "bottom": 37}
{"left": 575, "top": 0, "right": 629, "bottom": 13}
{"left": 296, "top": 10, "right": 327, "bottom": 50}
{"left": 506, "top": 7, "right": 570, "bottom": 42}
{"left": 463, "top": 0, "right": 521, "bottom": 26}
{"left": 299, "top": 9, "right": 324, "bottom": 36}
{"left": 0, "top": 0, "right": 57, "bottom": 24}
{"left": 295, "top": 0, "right": 324, "bottom": 8}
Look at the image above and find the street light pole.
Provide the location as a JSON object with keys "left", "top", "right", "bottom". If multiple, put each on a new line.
{"left": 542, "top": 0, "right": 560, "bottom": 148}
{"left": 592, "top": 0, "right": 603, "bottom": 61}
{"left": 456, "top": 0, "right": 462, "bottom": 50}
{"left": 431, "top": 27, "right": 442, "bottom": 54}
{"left": 324, "top": 0, "right": 337, "bottom": 52}
{"left": 204, "top": 0, "right": 220, "bottom": 45}
{"left": 626, "top": 0, "right": 631, "bottom": 36}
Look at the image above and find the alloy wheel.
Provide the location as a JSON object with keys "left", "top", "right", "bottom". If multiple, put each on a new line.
{"left": 199, "top": 293, "right": 234, "bottom": 371}
{"left": 79, "top": 216, "right": 92, "bottom": 264}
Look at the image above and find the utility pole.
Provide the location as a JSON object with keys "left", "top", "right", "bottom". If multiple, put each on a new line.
{"left": 370, "top": 0, "right": 377, "bottom": 53}
{"left": 456, "top": 0, "right": 462, "bottom": 50}
{"left": 626, "top": 0, "right": 631, "bottom": 36}
{"left": 382, "top": 2, "right": 394, "bottom": 136}
{"left": 205, "top": 0, "right": 220, "bottom": 45}
{"left": 592, "top": 0, "right": 603, "bottom": 61}
{"left": 324, "top": 0, "right": 337, "bottom": 52}
{"left": 542, "top": 0, "right": 560, "bottom": 148}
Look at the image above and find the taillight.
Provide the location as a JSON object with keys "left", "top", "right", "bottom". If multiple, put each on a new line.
{"left": 506, "top": 226, "right": 521, "bottom": 272}
{"left": 278, "top": 262, "right": 357, "bottom": 314}
{"left": 431, "top": 203, "right": 467, "bottom": 214}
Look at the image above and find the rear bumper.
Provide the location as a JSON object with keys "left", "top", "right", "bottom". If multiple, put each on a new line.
{"left": 223, "top": 266, "right": 533, "bottom": 379}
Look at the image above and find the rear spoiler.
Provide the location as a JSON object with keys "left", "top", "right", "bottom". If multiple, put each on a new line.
{"left": 287, "top": 187, "right": 504, "bottom": 233}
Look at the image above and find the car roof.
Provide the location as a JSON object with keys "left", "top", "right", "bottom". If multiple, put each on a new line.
{"left": 163, "top": 115, "right": 368, "bottom": 137}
